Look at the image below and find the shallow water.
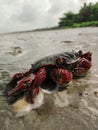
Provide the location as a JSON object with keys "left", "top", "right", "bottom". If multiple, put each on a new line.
{"left": 0, "top": 27, "right": 98, "bottom": 130}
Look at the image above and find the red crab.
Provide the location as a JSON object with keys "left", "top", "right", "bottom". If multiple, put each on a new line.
{"left": 4, "top": 50, "right": 92, "bottom": 104}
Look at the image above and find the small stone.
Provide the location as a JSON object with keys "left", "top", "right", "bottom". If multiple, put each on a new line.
{"left": 79, "top": 93, "right": 83, "bottom": 96}
{"left": 94, "top": 91, "right": 98, "bottom": 97}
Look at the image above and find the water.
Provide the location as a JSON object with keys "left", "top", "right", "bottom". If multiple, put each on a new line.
{"left": 0, "top": 27, "right": 98, "bottom": 130}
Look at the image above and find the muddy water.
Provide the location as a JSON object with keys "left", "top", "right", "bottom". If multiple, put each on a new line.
{"left": 0, "top": 27, "right": 98, "bottom": 130}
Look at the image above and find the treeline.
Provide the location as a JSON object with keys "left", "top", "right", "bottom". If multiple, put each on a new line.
{"left": 59, "top": 2, "right": 98, "bottom": 28}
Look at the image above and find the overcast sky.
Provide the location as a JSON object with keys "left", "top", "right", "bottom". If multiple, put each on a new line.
{"left": 0, "top": 0, "right": 97, "bottom": 33}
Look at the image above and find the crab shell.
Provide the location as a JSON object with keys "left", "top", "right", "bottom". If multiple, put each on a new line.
{"left": 31, "top": 51, "right": 81, "bottom": 73}
{"left": 31, "top": 50, "right": 92, "bottom": 76}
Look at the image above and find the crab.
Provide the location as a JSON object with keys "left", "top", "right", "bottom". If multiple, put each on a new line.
{"left": 4, "top": 50, "right": 92, "bottom": 104}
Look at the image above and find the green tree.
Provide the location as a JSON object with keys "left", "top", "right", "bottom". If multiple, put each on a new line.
{"left": 79, "top": 2, "right": 93, "bottom": 22}
{"left": 58, "top": 2, "right": 98, "bottom": 27}
{"left": 92, "top": 2, "right": 98, "bottom": 21}
{"left": 59, "top": 11, "right": 75, "bottom": 27}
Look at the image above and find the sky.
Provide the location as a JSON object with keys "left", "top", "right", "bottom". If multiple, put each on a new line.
{"left": 0, "top": 0, "right": 98, "bottom": 33}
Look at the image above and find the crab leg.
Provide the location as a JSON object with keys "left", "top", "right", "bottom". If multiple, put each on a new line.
{"left": 29, "top": 67, "right": 46, "bottom": 103}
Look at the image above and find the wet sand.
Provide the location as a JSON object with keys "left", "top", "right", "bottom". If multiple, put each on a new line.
{"left": 0, "top": 27, "right": 98, "bottom": 130}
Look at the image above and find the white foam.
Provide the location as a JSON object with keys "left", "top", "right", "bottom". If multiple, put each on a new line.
{"left": 41, "top": 87, "right": 58, "bottom": 94}
{"left": 12, "top": 90, "right": 44, "bottom": 117}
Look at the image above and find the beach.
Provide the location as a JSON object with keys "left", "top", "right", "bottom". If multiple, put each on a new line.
{"left": 0, "top": 27, "right": 98, "bottom": 130}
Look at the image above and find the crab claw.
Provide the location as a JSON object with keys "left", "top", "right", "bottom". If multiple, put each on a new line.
{"left": 5, "top": 69, "right": 31, "bottom": 94}
{"left": 73, "top": 58, "right": 91, "bottom": 77}
{"left": 7, "top": 78, "right": 30, "bottom": 96}
{"left": 51, "top": 68, "right": 73, "bottom": 86}
{"left": 6, "top": 74, "right": 34, "bottom": 104}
